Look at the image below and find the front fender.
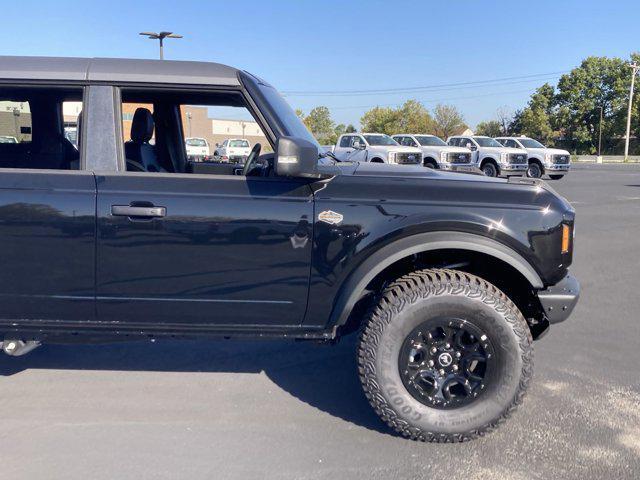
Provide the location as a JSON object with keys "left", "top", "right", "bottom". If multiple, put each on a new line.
{"left": 325, "top": 231, "right": 543, "bottom": 328}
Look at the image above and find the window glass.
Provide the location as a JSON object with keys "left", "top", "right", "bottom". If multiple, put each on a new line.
{"left": 448, "top": 138, "right": 459, "bottom": 146}
{"left": 120, "top": 89, "right": 270, "bottom": 175}
{"left": 415, "top": 135, "right": 447, "bottom": 147}
{"left": 363, "top": 134, "right": 397, "bottom": 146}
{"left": 474, "top": 137, "right": 503, "bottom": 148}
{"left": 0, "top": 87, "right": 83, "bottom": 170}
{"left": 339, "top": 136, "right": 352, "bottom": 148}
{"left": 519, "top": 138, "right": 545, "bottom": 148}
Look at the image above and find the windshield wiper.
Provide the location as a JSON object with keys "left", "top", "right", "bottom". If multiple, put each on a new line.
{"left": 319, "top": 150, "right": 341, "bottom": 162}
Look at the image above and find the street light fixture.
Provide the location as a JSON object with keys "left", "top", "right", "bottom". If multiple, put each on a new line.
{"left": 139, "top": 31, "right": 183, "bottom": 60}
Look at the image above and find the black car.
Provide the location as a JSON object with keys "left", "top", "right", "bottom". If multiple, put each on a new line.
{"left": 0, "top": 56, "right": 579, "bottom": 442}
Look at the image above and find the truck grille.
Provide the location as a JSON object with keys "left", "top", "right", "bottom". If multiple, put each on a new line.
{"left": 553, "top": 154, "right": 570, "bottom": 165}
{"left": 447, "top": 152, "right": 471, "bottom": 164}
{"left": 508, "top": 153, "right": 527, "bottom": 164}
{"left": 396, "top": 152, "right": 421, "bottom": 164}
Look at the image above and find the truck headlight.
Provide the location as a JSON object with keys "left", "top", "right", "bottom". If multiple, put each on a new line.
{"left": 545, "top": 153, "right": 552, "bottom": 162}
{"left": 388, "top": 152, "right": 396, "bottom": 163}
{"left": 440, "top": 151, "right": 447, "bottom": 162}
{"left": 500, "top": 152, "right": 508, "bottom": 162}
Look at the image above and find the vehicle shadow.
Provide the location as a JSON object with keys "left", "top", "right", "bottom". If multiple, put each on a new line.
{"left": 0, "top": 334, "right": 394, "bottom": 437}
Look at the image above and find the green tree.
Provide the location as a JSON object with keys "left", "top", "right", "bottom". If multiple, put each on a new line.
{"left": 302, "top": 106, "right": 338, "bottom": 145}
{"left": 360, "top": 106, "right": 399, "bottom": 134}
{"left": 345, "top": 124, "right": 357, "bottom": 133}
{"left": 553, "top": 57, "right": 632, "bottom": 153}
{"left": 475, "top": 120, "right": 502, "bottom": 137}
{"left": 432, "top": 104, "right": 466, "bottom": 139}
{"left": 395, "top": 100, "right": 434, "bottom": 133}
{"left": 511, "top": 83, "right": 557, "bottom": 144}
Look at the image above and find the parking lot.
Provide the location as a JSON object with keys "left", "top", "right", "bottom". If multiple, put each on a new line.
{"left": 1, "top": 163, "right": 639, "bottom": 480}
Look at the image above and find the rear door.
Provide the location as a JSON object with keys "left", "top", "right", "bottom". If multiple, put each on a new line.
{"left": 0, "top": 85, "right": 95, "bottom": 322}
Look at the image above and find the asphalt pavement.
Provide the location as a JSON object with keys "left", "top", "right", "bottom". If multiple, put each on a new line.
{"left": 1, "top": 164, "right": 639, "bottom": 479}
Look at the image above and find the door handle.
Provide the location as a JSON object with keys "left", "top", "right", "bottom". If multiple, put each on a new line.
{"left": 111, "top": 205, "right": 166, "bottom": 218}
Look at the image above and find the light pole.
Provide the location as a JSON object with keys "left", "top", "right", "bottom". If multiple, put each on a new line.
{"left": 186, "top": 111, "right": 192, "bottom": 137}
{"left": 624, "top": 62, "right": 638, "bottom": 161}
{"left": 139, "top": 31, "right": 183, "bottom": 60}
{"left": 598, "top": 105, "right": 603, "bottom": 157}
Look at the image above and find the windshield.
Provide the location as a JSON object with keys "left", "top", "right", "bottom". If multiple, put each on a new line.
{"left": 250, "top": 78, "right": 321, "bottom": 149}
{"left": 186, "top": 138, "right": 207, "bottom": 146}
{"left": 229, "top": 140, "right": 250, "bottom": 148}
{"left": 474, "top": 137, "right": 503, "bottom": 148}
{"left": 518, "top": 138, "right": 546, "bottom": 148}
{"left": 415, "top": 135, "right": 447, "bottom": 147}
{"left": 364, "top": 134, "right": 398, "bottom": 146}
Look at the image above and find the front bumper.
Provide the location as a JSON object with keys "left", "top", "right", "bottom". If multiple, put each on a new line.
{"left": 500, "top": 163, "right": 528, "bottom": 175}
{"left": 537, "top": 273, "right": 580, "bottom": 323}
{"left": 440, "top": 163, "right": 481, "bottom": 174}
{"left": 545, "top": 164, "right": 571, "bottom": 172}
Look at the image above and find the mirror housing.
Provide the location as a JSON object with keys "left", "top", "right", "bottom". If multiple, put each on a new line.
{"left": 466, "top": 142, "right": 476, "bottom": 151}
{"left": 275, "top": 136, "right": 319, "bottom": 177}
{"left": 353, "top": 140, "right": 365, "bottom": 150}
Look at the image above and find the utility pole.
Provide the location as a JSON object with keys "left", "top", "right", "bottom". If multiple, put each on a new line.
{"left": 624, "top": 62, "right": 638, "bottom": 161}
{"left": 139, "top": 31, "right": 183, "bottom": 60}
{"left": 598, "top": 105, "right": 603, "bottom": 157}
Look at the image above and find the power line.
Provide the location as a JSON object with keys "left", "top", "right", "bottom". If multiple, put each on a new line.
{"left": 282, "top": 70, "right": 570, "bottom": 97}
{"left": 300, "top": 87, "right": 541, "bottom": 111}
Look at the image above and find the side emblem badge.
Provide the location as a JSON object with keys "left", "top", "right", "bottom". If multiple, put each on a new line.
{"left": 318, "top": 210, "right": 344, "bottom": 225}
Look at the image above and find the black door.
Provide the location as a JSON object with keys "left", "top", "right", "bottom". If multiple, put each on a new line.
{"left": 95, "top": 173, "right": 314, "bottom": 327}
{"left": 0, "top": 171, "right": 96, "bottom": 322}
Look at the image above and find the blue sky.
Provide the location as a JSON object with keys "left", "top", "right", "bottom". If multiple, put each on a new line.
{"left": 1, "top": 0, "right": 638, "bottom": 128}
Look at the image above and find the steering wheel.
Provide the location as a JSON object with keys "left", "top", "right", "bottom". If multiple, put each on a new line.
{"left": 242, "top": 143, "right": 262, "bottom": 176}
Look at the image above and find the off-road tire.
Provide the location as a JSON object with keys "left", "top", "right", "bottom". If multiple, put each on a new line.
{"left": 549, "top": 174, "right": 564, "bottom": 180}
{"left": 424, "top": 159, "right": 438, "bottom": 169}
{"left": 357, "top": 269, "right": 533, "bottom": 442}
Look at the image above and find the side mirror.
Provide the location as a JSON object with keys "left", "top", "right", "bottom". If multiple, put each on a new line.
{"left": 466, "top": 142, "right": 476, "bottom": 151}
{"left": 275, "top": 136, "right": 319, "bottom": 177}
{"left": 353, "top": 141, "right": 364, "bottom": 150}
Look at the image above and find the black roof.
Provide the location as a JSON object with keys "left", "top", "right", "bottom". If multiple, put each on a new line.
{"left": 0, "top": 56, "right": 241, "bottom": 86}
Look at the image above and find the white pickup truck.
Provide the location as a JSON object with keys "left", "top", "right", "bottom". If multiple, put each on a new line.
{"left": 392, "top": 134, "right": 475, "bottom": 172}
{"left": 333, "top": 133, "right": 422, "bottom": 165}
{"left": 447, "top": 135, "right": 528, "bottom": 177}
{"left": 185, "top": 137, "right": 211, "bottom": 162}
{"left": 214, "top": 138, "right": 252, "bottom": 163}
{"left": 495, "top": 136, "right": 570, "bottom": 180}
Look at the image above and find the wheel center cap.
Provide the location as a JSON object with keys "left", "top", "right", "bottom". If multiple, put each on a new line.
{"left": 438, "top": 352, "right": 453, "bottom": 367}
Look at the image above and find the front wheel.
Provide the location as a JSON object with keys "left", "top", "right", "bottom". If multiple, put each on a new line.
{"left": 481, "top": 162, "right": 498, "bottom": 177}
{"left": 424, "top": 160, "right": 438, "bottom": 169}
{"left": 549, "top": 174, "right": 564, "bottom": 180}
{"left": 358, "top": 269, "right": 533, "bottom": 442}
{"left": 526, "top": 162, "right": 543, "bottom": 179}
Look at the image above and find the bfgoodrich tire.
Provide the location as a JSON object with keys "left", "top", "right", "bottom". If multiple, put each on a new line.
{"left": 358, "top": 269, "right": 533, "bottom": 442}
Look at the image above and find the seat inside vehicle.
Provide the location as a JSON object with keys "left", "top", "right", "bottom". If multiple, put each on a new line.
{"left": 0, "top": 87, "right": 81, "bottom": 170}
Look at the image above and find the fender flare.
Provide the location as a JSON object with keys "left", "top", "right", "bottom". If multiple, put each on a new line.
{"left": 328, "top": 231, "right": 543, "bottom": 328}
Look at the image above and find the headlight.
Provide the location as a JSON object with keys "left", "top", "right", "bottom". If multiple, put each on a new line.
{"left": 500, "top": 152, "right": 508, "bottom": 162}
{"left": 545, "top": 153, "right": 552, "bottom": 162}
{"left": 440, "top": 151, "right": 448, "bottom": 162}
{"left": 388, "top": 152, "right": 396, "bottom": 163}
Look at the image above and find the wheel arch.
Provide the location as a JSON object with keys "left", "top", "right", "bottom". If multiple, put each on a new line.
{"left": 328, "top": 231, "right": 543, "bottom": 329}
{"left": 528, "top": 157, "right": 545, "bottom": 172}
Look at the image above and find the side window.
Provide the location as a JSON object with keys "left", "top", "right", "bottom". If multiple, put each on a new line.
{"left": 448, "top": 138, "right": 458, "bottom": 146}
{"left": 119, "top": 89, "right": 270, "bottom": 175}
{"left": 339, "top": 135, "right": 352, "bottom": 148}
{"left": 0, "top": 86, "right": 83, "bottom": 170}
{"left": 505, "top": 139, "right": 516, "bottom": 148}
{"left": 405, "top": 137, "right": 417, "bottom": 147}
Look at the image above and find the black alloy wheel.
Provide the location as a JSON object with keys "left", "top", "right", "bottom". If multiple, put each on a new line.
{"left": 398, "top": 318, "right": 495, "bottom": 409}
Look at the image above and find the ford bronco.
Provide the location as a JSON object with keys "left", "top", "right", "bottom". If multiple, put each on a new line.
{"left": 0, "top": 56, "right": 579, "bottom": 442}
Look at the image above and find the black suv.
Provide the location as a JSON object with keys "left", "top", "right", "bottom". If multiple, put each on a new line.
{"left": 0, "top": 56, "right": 579, "bottom": 442}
